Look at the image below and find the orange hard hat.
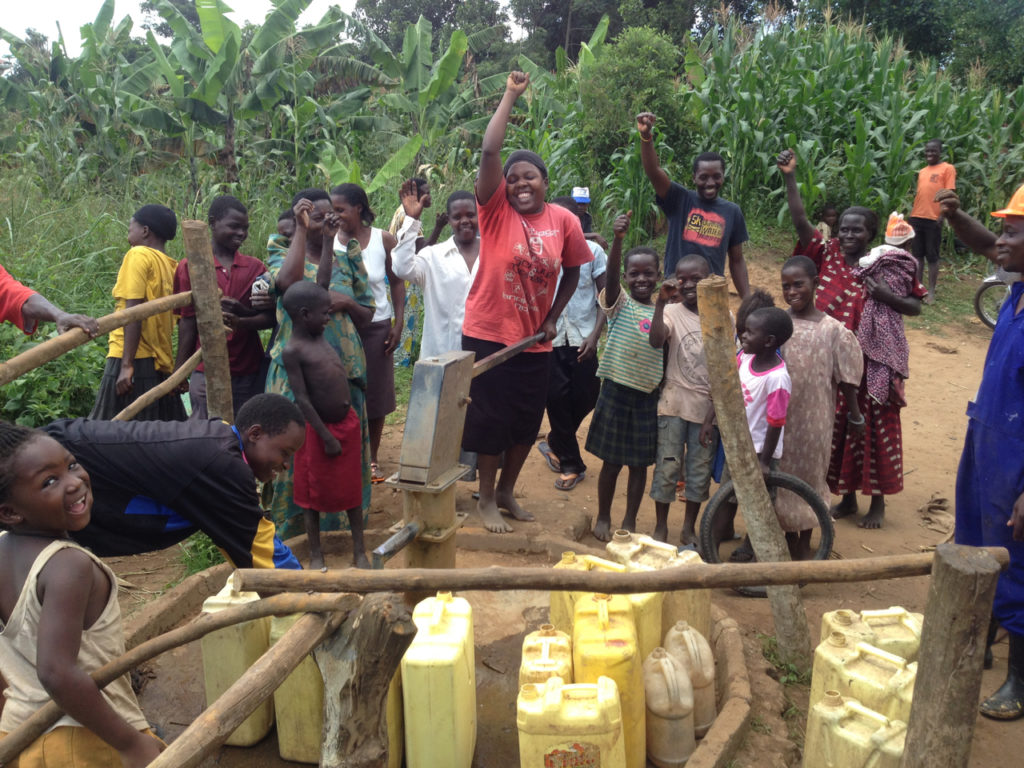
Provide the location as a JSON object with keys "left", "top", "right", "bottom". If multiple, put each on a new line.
{"left": 992, "top": 183, "right": 1024, "bottom": 217}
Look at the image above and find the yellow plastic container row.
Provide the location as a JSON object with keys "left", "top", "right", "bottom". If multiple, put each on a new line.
{"left": 518, "top": 676, "right": 626, "bottom": 768}
{"left": 200, "top": 579, "right": 273, "bottom": 747}
{"left": 269, "top": 614, "right": 325, "bottom": 764}
{"left": 606, "top": 531, "right": 711, "bottom": 642}
{"left": 402, "top": 592, "right": 476, "bottom": 768}
{"left": 663, "top": 621, "right": 716, "bottom": 738}
{"left": 809, "top": 631, "right": 916, "bottom": 723}
{"left": 551, "top": 551, "right": 664, "bottom": 662}
{"left": 802, "top": 692, "right": 906, "bottom": 768}
{"left": 820, "top": 606, "right": 923, "bottom": 662}
{"left": 643, "top": 647, "right": 696, "bottom": 768}
{"left": 573, "top": 593, "right": 645, "bottom": 768}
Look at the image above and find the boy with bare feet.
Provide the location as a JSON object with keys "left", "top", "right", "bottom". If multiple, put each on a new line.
{"left": 282, "top": 204, "right": 368, "bottom": 570}
{"left": 648, "top": 254, "right": 718, "bottom": 545}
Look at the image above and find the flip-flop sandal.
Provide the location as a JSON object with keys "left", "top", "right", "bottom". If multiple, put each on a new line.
{"left": 370, "top": 462, "right": 386, "bottom": 484}
{"left": 554, "top": 471, "right": 585, "bottom": 491}
{"left": 537, "top": 441, "right": 561, "bottom": 473}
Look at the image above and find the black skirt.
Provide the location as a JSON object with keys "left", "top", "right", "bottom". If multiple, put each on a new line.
{"left": 461, "top": 335, "right": 550, "bottom": 455}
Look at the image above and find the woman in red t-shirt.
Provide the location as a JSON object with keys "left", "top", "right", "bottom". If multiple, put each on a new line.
{"left": 462, "top": 71, "right": 593, "bottom": 534}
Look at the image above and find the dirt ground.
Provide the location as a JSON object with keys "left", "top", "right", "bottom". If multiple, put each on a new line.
{"left": 106, "top": 257, "right": 1024, "bottom": 766}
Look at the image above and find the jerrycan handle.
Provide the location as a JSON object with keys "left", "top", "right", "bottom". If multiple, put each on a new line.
{"left": 854, "top": 642, "right": 907, "bottom": 670}
{"left": 659, "top": 657, "right": 682, "bottom": 704}
{"left": 841, "top": 698, "right": 892, "bottom": 730}
{"left": 860, "top": 607, "right": 912, "bottom": 625}
{"left": 597, "top": 595, "right": 610, "bottom": 629}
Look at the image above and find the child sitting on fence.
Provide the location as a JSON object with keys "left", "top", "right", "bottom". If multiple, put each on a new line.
{"left": 712, "top": 305, "right": 794, "bottom": 561}
{"left": 90, "top": 205, "right": 186, "bottom": 422}
{"left": 0, "top": 422, "right": 164, "bottom": 767}
{"left": 647, "top": 254, "right": 718, "bottom": 546}
{"left": 585, "top": 212, "right": 664, "bottom": 541}
{"left": 281, "top": 206, "right": 367, "bottom": 571}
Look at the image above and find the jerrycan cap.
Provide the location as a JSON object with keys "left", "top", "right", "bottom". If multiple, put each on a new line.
{"left": 827, "top": 631, "right": 848, "bottom": 647}
{"left": 538, "top": 624, "right": 557, "bottom": 636}
{"left": 650, "top": 647, "right": 668, "bottom": 660}
{"left": 612, "top": 530, "right": 634, "bottom": 543}
{"left": 834, "top": 610, "right": 855, "bottom": 625}
{"left": 674, "top": 620, "right": 691, "bottom": 632}
{"left": 560, "top": 551, "right": 578, "bottom": 564}
{"left": 823, "top": 690, "right": 843, "bottom": 707}
{"left": 519, "top": 683, "right": 542, "bottom": 701}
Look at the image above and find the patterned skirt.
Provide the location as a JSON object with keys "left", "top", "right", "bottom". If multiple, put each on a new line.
{"left": 828, "top": 383, "right": 904, "bottom": 496}
{"left": 585, "top": 379, "right": 659, "bottom": 467}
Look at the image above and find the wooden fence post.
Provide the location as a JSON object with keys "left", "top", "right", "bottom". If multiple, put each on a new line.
{"left": 900, "top": 543, "right": 1004, "bottom": 768}
{"left": 697, "top": 275, "right": 812, "bottom": 670}
{"left": 180, "top": 221, "right": 233, "bottom": 422}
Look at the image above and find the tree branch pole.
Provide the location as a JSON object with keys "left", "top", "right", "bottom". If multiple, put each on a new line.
{"left": 703, "top": 274, "right": 811, "bottom": 667}
{"left": 147, "top": 609, "right": 348, "bottom": 768}
{"left": 901, "top": 543, "right": 1002, "bottom": 768}
{"left": 0, "top": 593, "right": 361, "bottom": 765}
{"left": 112, "top": 347, "right": 203, "bottom": 421}
{"left": 231, "top": 547, "right": 1009, "bottom": 595}
{"left": 181, "top": 220, "right": 233, "bottom": 422}
{"left": 0, "top": 293, "right": 193, "bottom": 387}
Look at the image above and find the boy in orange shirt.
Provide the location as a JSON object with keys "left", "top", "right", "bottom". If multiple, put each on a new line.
{"left": 909, "top": 139, "right": 956, "bottom": 304}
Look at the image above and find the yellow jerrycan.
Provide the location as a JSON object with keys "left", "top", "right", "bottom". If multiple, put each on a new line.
{"left": 663, "top": 620, "right": 716, "bottom": 738}
{"left": 269, "top": 613, "right": 325, "bottom": 763}
{"left": 860, "top": 607, "right": 924, "bottom": 662}
{"left": 519, "top": 624, "right": 573, "bottom": 686}
{"left": 802, "top": 692, "right": 906, "bottom": 768}
{"left": 582, "top": 554, "right": 664, "bottom": 663}
{"left": 573, "top": 594, "right": 645, "bottom": 768}
{"left": 643, "top": 648, "right": 696, "bottom": 768}
{"left": 809, "top": 632, "right": 916, "bottom": 722}
{"left": 606, "top": 531, "right": 711, "bottom": 643}
{"left": 550, "top": 551, "right": 590, "bottom": 635}
{"left": 402, "top": 592, "right": 476, "bottom": 768}
{"left": 200, "top": 578, "right": 273, "bottom": 746}
{"left": 820, "top": 609, "right": 874, "bottom": 647}
{"left": 517, "top": 676, "right": 626, "bottom": 768}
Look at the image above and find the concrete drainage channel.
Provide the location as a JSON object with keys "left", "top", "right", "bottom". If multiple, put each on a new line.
{"left": 122, "top": 528, "right": 752, "bottom": 768}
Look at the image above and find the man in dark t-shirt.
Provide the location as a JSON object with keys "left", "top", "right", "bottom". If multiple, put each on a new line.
{"left": 636, "top": 112, "right": 750, "bottom": 297}
{"left": 44, "top": 394, "right": 307, "bottom": 569}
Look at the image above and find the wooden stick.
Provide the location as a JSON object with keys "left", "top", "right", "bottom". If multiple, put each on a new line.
{"left": 317, "top": 593, "right": 417, "bottom": 767}
{"left": 148, "top": 609, "right": 347, "bottom": 768}
{"left": 471, "top": 332, "right": 545, "bottom": 377}
{"left": 698, "top": 275, "right": 812, "bottom": 669}
{"left": 901, "top": 543, "right": 1002, "bottom": 768}
{"left": 181, "top": 220, "right": 233, "bottom": 422}
{"left": 0, "top": 593, "right": 360, "bottom": 765}
{"left": 231, "top": 547, "right": 1010, "bottom": 595}
{"left": 112, "top": 347, "right": 202, "bottom": 421}
{"left": 0, "top": 293, "right": 193, "bottom": 387}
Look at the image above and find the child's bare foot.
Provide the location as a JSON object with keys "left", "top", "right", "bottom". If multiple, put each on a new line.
{"left": 592, "top": 517, "right": 613, "bottom": 542}
{"left": 831, "top": 493, "right": 858, "bottom": 520}
{"left": 353, "top": 551, "right": 371, "bottom": 569}
{"left": 478, "top": 499, "right": 513, "bottom": 533}
{"left": 680, "top": 525, "right": 698, "bottom": 547}
{"left": 653, "top": 524, "right": 668, "bottom": 542}
{"left": 310, "top": 553, "right": 325, "bottom": 571}
{"left": 497, "top": 489, "right": 535, "bottom": 522}
{"left": 859, "top": 497, "right": 885, "bottom": 529}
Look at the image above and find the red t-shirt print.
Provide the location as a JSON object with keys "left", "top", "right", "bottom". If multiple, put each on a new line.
{"left": 683, "top": 208, "right": 726, "bottom": 249}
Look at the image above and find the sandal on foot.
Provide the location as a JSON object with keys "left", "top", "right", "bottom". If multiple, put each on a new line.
{"left": 537, "top": 441, "right": 561, "bottom": 473}
{"left": 729, "top": 538, "right": 756, "bottom": 563}
{"left": 370, "top": 462, "right": 386, "bottom": 484}
{"left": 555, "top": 471, "right": 585, "bottom": 491}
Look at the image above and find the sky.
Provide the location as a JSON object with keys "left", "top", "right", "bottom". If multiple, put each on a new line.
{"left": 2, "top": 0, "right": 357, "bottom": 57}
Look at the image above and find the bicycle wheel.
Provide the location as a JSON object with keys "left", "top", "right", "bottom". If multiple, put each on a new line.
{"left": 698, "top": 470, "right": 834, "bottom": 598}
{"left": 974, "top": 280, "right": 1009, "bottom": 330}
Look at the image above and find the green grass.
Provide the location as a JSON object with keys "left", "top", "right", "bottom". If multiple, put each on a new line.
{"left": 758, "top": 632, "right": 812, "bottom": 687}
{"left": 385, "top": 363, "right": 415, "bottom": 426}
{"left": 178, "top": 532, "right": 226, "bottom": 575}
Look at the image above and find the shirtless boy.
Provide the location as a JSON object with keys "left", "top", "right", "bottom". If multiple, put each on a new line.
{"left": 281, "top": 204, "right": 368, "bottom": 570}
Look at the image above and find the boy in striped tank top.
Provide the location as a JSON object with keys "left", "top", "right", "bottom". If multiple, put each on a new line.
{"left": 585, "top": 212, "right": 665, "bottom": 541}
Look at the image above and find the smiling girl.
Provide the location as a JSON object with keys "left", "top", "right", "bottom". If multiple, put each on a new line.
{"left": 0, "top": 423, "right": 163, "bottom": 767}
{"left": 775, "top": 255, "right": 863, "bottom": 559}
{"left": 584, "top": 212, "right": 665, "bottom": 541}
{"left": 461, "top": 70, "right": 593, "bottom": 534}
